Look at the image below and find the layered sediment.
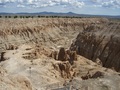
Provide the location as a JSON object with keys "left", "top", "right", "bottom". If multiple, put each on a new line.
{"left": 0, "top": 18, "right": 120, "bottom": 90}
{"left": 70, "top": 21, "right": 120, "bottom": 71}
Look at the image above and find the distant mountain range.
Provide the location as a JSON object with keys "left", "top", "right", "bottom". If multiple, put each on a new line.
{"left": 0, "top": 12, "right": 120, "bottom": 18}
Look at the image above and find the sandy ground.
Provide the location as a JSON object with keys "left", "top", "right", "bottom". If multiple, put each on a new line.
{"left": 0, "top": 44, "right": 120, "bottom": 90}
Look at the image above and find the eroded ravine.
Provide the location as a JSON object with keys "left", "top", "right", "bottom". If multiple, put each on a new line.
{"left": 70, "top": 21, "right": 120, "bottom": 72}
{"left": 1, "top": 18, "right": 120, "bottom": 71}
{"left": 0, "top": 18, "right": 120, "bottom": 90}
{"left": 0, "top": 18, "right": 107, "bottom": 54}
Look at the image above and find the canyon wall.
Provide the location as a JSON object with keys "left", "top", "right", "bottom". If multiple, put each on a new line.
{"left": 0, "top": 18, "right": 83, "bottom": 51}
{"left": 0, "top": 18, "right": 120, "bottom": 89}
{"left": 1, "top": 18, "right": 120, "bottom": 72}
{"left": 70, "top": 21, "right": 120, "bottom": 71}
{"left": 0, "top": 18, "right": 105, "bottom": 54}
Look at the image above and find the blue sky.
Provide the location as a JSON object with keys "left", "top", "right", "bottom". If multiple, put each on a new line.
{"left": 0, "top": 0, "right": 120, "bottom": 15}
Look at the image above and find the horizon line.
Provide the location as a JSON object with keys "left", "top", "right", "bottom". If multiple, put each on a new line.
{"left": 0, "top": 11, "right": 120, "bottom": 16}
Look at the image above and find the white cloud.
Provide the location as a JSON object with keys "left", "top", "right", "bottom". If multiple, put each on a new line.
{"left": 0, "top": 0, "right": 85, "bottom": 8}
{"left": 26, "top": 0, "right": 85, "bottom": 8}
{"left": 0, "top": 0, "right": 120, "bottom": 8}
{"left": 70, "top": 1, "right": 84, "bottom": 8}
{"left": 0, "top": 0, "right": 16, "bottom": 3}
{"left": 102, "top": 0, "right": 120, "bottom": 8}
{"left": 91, "top": 0, "right": 120, "bottom": 8}
{"left": 17, "top": 4, "right": 25, "bottom": 7}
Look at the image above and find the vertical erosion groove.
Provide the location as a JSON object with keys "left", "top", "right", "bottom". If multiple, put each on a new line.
{"left": 70, "top": 22, "right": 120, "bottom": 71}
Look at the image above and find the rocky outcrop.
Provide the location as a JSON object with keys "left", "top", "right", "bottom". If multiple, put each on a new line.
{"left": 0, "top": 44, "right": 120, "bottom": 90}
{"left": 0, "top": 75, "right": 32, "bottom": 90}
{"left": 58, "top": 62, "right": 72, "bottom": 78}
{"left": 50, "top": 47, "right": 77, "bottom": 65}
{"left": 70, "top": 22, "right": 120, "bottom": 71}
{"left": 7, "top": 44, "right": 18, "bottom": 50}
{"left": 0, "top": 52, "right": 6, "bottom": 62}
{"left": 50, "top": 47, "right": 78, "bottom": 79}
{"left": 69, "top": 51, "right": 77, "bottom": 65}
{"left": 53, "top": 61, "right": 76, "bottom": 79}
{"left": 81, "top": 71, "right": 104, "bottom": 80}
{"left": 0, "top": 18, "right": 120, "bottom": 90}
{"left": 50, "top": 51, "right": 58, "bottom": 60}
{"left": 58, "top": 47, "right": 67, "bottom": 61}
{"left": 22, "top": 45, "right": 51, "bottom": 60}
{"left": 0, "top": 18, "right": 107, "bottom": 54}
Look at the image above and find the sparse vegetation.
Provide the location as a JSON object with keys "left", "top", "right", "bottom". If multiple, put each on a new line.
{"left": 14, "top": 15, "right": 18, "bottom": 18}
{"left": 5, "top": 16, "right": 8, "bottom": 18}
{"left": 0, "top": 15, "right": 83, "bottom": 18}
